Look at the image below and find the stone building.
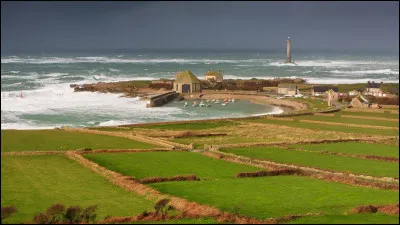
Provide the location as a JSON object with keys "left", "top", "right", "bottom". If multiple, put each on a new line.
{"left": 277, "top": 83, "right": 297, "bottom": 95}
{"left": 173, "top": 70, "right": 202, "bottom": 93}
{"left": 311, "top": 86, "right": 338, "bottom": 96}
{"left": 205, "top": 70, "right": 223, "bottom": 83}
{"left": 364, "top": 81, "right": 384, "bottom": 97}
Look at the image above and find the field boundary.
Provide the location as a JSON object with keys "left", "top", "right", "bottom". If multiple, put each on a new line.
{"left": 340, "top": 115, "right": 399, "bottom": 122}
{"left": 1, "top": 150, "right": 65, "bottom": 156}
{"left": 201, "top": 150, "right": 399, "bottom": 188}
{"left": 64, "top": 151, "right": 275, "bottom": 224}
{"left": 299, "top": 120, "right": 399, "bottom": 130}
{"left": 62, "top": 127, "right": 189, "bottom": 149}
{"left": 214, "top": 137, "right": 393, "bottom": 149}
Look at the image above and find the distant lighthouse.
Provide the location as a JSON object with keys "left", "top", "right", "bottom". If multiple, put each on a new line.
{"left": 286, "top": 37, "right": 292, "bottom": 63}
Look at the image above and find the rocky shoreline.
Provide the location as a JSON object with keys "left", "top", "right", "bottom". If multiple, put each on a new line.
{"left": 70, "top": 80, "right": 307, "bottom": 113}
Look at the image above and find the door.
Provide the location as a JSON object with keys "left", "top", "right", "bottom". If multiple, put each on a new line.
{"left": 182, "top": 84, "right": 191, "bottom": 93}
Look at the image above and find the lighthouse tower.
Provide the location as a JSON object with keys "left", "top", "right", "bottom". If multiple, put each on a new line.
{"left": 285, "top": 37, "right": 292, "bottom": 63}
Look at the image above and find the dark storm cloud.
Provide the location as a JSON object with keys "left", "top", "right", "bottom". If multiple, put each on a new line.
{"left": 1, "top": 1, "right": 398, "bottom": 54}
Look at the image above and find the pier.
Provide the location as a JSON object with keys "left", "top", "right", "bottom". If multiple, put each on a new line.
{"left": 146, "top": 91, "right": 182, "bottom": 108}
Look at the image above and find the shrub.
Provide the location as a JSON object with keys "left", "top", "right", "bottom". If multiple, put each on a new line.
{"left": 154, "top": 199, "right": 171, "bottom": 217}
{"left": 32, "top": 203, "right": 98, "bottom": 224}
{"left": 65, "top": 206, "right": 82, "bottom": 223}
{"left": 1, "top": 205, "right": 17, "bottom": 221}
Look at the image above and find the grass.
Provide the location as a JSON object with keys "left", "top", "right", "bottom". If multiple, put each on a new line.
{"left": 130, "top": 218, "right": 219, "bottom": 224}
{"left": 242, "top": 118, "right": 399, "bottom": 136}
{"left": 294, "top": 114, "right": 399, "bottom": 127}
{"left": 339, "top": 110, "right": 399, "bottom": 119}
{"left": 138, "top": 120, "right": 236, "bottom": 130}
{"left": 150, "top": 176, "right": 399, "bottom": 219}
{"left": 1, "top": 155, "right": 154, "bottom": 224}
{"left": 83, "top": 151, "right": 260, "bottom": 180}
{"left": 288, "top": 213, "right": 399, "bottom": 224}
{"left": 289, "top": 98, "right": 333, "bottom": 111}
{"left": 1, "top": 129, "right": 158, "bottom": 152}
{"left": 221, "top": 146, "right": 399, "bottom": 178}
{"left": 291, "top": 142, "right": 399, "bottom": 158}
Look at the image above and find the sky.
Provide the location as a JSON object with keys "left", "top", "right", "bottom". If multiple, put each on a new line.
{"left": 1, "top": 1, "right": 399, "bottom": 54}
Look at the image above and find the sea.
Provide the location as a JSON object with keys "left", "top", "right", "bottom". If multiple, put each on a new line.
{"left": 1, "top": 50, "right": 399, "bottom": 130}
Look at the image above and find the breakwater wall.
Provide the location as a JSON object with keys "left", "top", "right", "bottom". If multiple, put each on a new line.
{"left": 146, "top": 91, "right": 181, "bottom": 107}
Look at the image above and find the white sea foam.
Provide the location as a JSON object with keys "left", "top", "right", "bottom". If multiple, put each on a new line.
{"left": 10, "top": 71, "right": 20, "bottom": 74}
{"left": 1, "top": 56, "right": 265, "bottom": 64}
{"left": 108, "top": 68, "right": 121, "bottom": 72}
{"left": 252, "top": 106, "right": 283, "bottom": 116}
{"left": 305, "top": 77, "right": 399, "bottom": 84}
{"left": 269, "top": 60, "right": 399, "bottom": 68}
{"left": 329, "top": 69, "right": 398, "bottom": 75}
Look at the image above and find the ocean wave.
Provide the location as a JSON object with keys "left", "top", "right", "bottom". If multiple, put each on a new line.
{"left": 10, "top": 71, "right": 20, "bottom": 74}
{"left": 252, "top": 106, "right": 283, "bottom": 116}
{"left": 1, "top": 56, "right": 267, "bottom": 64}
{"left": 329, "top": 69, "right": 398, "bottom": 75}
{"left": 304, "top": 77, "right": 399, "bottom": 84}
{"left": 269, "top": 60, "right": 399, "bottom": 68}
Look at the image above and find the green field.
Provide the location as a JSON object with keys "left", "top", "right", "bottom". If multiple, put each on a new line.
{"left": 150, "top": 176, "right": 398, "bottom": 219}
{"left": 83, "top": 152, "right": 260, "bottom": 180}
{"left": 241, "top": 118, "right": 399, "bottom": 136}
{"left": 130, "top": 218, "right": 219, "bottom": 224}
{"left": 290, "top": 98, "right": 333, "bottom": 111}
{"left": 221, "top": 146, "right": 399, "bottom": 178}
{"left": 1, "top": 155, "right": 153, "bottom": 224}
{"left": 291, "top": 142, "right": 399, "bottom": 158}
{"left": 136, "top": 120, "right": 236, "bottom": 130}
{"left": 294, "top": 114, "right": 399, "bottom": 127}
{"left": 339, "top": 111, "right": 399, "bottom": 119}
{"left": 288, "top": 213, "right": 399, "bottom": 224}
{"left": 1, "top": 130, "right": 158, "bottom": 152}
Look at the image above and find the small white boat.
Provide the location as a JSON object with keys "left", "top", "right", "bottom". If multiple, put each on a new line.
{"left": 184, "top": 102, "right": 188, "bottom": 107}
{"left": 221, "top": 103, "right": 227, "bottom": 106}
{"left": 215, "top": 100, "right": 220, "bottom": 104}
{"left": 232, "top": 99, "right": 235, "bottom": 103}
{"left": 199, "top": 101, "right": 206, "bottom": 107}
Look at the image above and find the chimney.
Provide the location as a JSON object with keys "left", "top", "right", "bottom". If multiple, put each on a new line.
{"left": 368, "top": 81, "right": 370, "bottom": 84}
{"left": 372, "top": 81, "right": 375, "bottom": 84}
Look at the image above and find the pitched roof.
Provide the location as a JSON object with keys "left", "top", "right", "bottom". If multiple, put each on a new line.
{"left": 366, "top": 81, "right": 383, "bottom": 88}
{"left": 205, "top": 70, "right": 223, "bottom": 77}
{"left": 278, "top": 83, "right": 297, "bottom": 91}
{"left": 312, "top": 86, "right": 338, "bottom": 92}
{"left": 174, "top": 70, "right": 201, "bottom": 83}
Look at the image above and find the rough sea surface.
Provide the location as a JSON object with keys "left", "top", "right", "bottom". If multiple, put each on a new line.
{"left": 1, "top": 51, "right": 399, "bottom": 129}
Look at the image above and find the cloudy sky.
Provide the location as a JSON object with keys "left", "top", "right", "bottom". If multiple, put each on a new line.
{"left": 1, "top": 1, "right": 399, "bottom": 54}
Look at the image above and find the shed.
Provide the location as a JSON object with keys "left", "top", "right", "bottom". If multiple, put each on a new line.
{"left": 277, "top": 83, "right": 297, "bottom": 95}
{"left": 173, "top": 70, "right": 202, "bottom": 93}
{"left": 205, "top": 70, "right": 223, "bottom": 83}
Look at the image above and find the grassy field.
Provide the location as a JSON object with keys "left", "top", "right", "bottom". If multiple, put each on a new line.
{"left": 291, "top": 142, "right": 399, "bottom": 158}
{"left": 150, "top": 176, "right": 398, "bottom": 219}
{"left": 339, "top": 110, "right": 399, "bottom": 119}
{"left": 221, "top": 146, "right": 399, "bottom": 178}
{"left": 1, "top": 129, "right": 158, "bottom": 152}
{"left": 294, "top": 114, "right": 399, "bottom": 127}
{"left": 130, "top": 218, "right": 219, "bottom": 224}
{"left": 289, "top": 98, "right": 333, "bottom": 111}
{"left": 240, "top": 118, "right": 399, "bottom": 136}
{"left": 288, "top": 213, "right": 399, "bottom": 224}
{"left": 1, "top": 155, "right": 154, "bottom": 224}
{"left": 135, "top": 120, "right": 236, "bottom": 130}
{"left": 83, "top": 151, "right": 260, "bottom": 180}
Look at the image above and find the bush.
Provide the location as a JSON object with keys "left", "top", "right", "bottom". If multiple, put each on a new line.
{"left": 154, "top": 199, "right": 171, "bottom": 218}
{"left": 1, "top": 205, "right": 17, "bottom": 221}
{"left": 32, "top": 203, "right": 98, "bottom": 224}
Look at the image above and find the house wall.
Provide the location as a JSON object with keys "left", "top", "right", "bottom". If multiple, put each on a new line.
{"left": 365, "top": 88, "right": 383, "bottom": 97}
{"left": 278, "top": 88, "right": 288, "bottom": 94}
{"left": 205, "top": 75, "right": 223, "bottom": 82}
{"left": 174, "top": 82, "right": 201, "bottom": 93}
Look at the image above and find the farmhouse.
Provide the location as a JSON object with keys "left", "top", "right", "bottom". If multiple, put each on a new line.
{"left": 311, "top": 86, "right": 338, "bottom": 96}
{"left": 364, "top": 81, "right": 384, "bottom": 97}
{"left": 205, "top": 70, "right": 223, "bottom": 83}
{"left": 173, "top": 70, "right": 202, "bottom": 93}
{"left": 277, "top": 83, "right": 297, "bottom": 95}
